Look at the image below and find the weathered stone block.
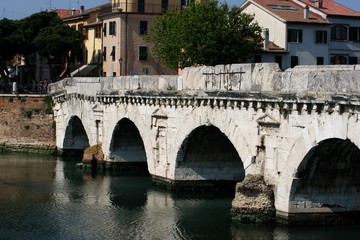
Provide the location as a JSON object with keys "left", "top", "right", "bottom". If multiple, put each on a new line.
{"left": 231, "top": 174, "right": 275, "bottom": 223}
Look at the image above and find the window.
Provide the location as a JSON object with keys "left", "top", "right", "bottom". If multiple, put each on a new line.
{"left": 162, "top": 0, "right": 168, "bottom": 11}
{"left": 275, "top": 56, "right": 282, "bottom": 69}
{"left": 317, "top": 57, "right": 324, "bottom": 65}
{"left": 269, "top": 5, "right": 296, "bottom": 11}
{"left": 331, "top": 25, "right": 347, "bottom": 41}
{"left": 288, "top": 29, "right": 302, "bottom": 43}
{"left": 143, "top": 68, "right": 149, "bottom": 75}
{"left": 95, "top": 26, "right": 101, "bottom": 38}
{"left": 291, "top": 56, "right": 298, "bottom": 68}
{"left": 84, "top": 28, "right": 88, "bottom": 40}
{"left": 140, "top": 21, "right": 148, "bottom": 35}
{"left": 139, "top": 46, "right": 148, "bottom": 61}
{"left": 113, "top": 72, "right": 116, "bottom": 77}
{"left": 181, "top": 0, "right": 189, "bottom": 8}
{"left": 315, "top": 30, "right": 327, "bottom": 44}
{"left": 349, "top": 57, "right": 358, "bottom": 64}
{"left": 111, "top": 46, "right": 115, "bottom": 61}
{"left": 103, "top": 23, "right": 107, "bottom": 36}
{"left": 109, "top": 21, "right": 116, "bottom": 35}
{"left": 78, "top": 24, "right": 83, "bottom": 32}
{"left": 138, "top": 0, "right": 145, "bottom": 13}
{"left": 330, "top": 55, "right": 347, "bottom": 64}
{"left": 349, "top": 27, "right": 360, "bottom": 42}
{"left": 103, "top": 47, "right": 107, "bottom": 61}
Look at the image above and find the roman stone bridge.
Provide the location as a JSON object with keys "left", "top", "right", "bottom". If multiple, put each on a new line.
{"left": 49, "top": 63, "right": 360, "bottom": 222}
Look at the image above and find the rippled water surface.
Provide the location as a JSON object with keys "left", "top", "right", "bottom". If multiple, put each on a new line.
{"left": 0, "top": 154, "right": 360, "bottom": 240}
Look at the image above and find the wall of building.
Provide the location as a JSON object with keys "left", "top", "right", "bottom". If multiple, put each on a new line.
{"left": 328, "top": 16, "right": 360, "bottom": 64}
{"left": 242, "top": 3, "right": 287, "bottom": 49}
{"left": 287, "top": 23, "right": 329, "bottom": 67}
{"left": 84, "top": 25, "right": 102, "bottom": 65}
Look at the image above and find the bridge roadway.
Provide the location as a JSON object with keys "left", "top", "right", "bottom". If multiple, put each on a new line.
{"left": 49, "top": 63, "right": 360, "bottom": 222}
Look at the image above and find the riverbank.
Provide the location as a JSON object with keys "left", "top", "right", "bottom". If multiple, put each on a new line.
{"left": 0, "top": 94, "right": 56, "bottom": 154}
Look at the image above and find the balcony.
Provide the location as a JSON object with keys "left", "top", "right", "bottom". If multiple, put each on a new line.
{"left": 100, "top": 2, "right": 183, "bottom": 14}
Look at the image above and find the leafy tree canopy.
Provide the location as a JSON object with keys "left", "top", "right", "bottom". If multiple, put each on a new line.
{"left": 145, "top": 0, "right": 263, "bottom": 69}
{"left": 0, "top": 11, "right": 83, "bottom": 61}
{"left": 0, "top": 19, "right": 22, "bottom": 61}
{"left": 33, "top": 20, "right": 84, "bottom": 58}
{"left": 0, "top": 11, "right": 84, "bottom": 82}
{"left": 18, "top": 11, "right": 62, "bottom": 55}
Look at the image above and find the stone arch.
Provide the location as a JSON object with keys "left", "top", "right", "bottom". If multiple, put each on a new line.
{"left": 274, "top": 113, "right": 360, "bottom": 215}
{"left": 62, "top": 115, "right": 90, "bottom": 153}
{"left": 288, "top": 138, "right": 360, "bottom": 213}
{"left": 174, "top": 125, "right": 245, "bottom": 181}
{"left": 171, "top": 109, "right": 255, "bottom": 180}
{"left": 109, "top": 118, "right": 147, "bottom": 164}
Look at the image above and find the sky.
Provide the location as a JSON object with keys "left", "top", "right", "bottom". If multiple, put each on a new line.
{"left": 1, "top": 0, "right": 359, "bottom": 20}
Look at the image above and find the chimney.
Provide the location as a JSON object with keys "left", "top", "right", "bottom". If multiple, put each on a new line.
{"left": 315, "top": 0, "right": 323, "bottom": 8}
{"left": 262, "top": 28, "right": 269, "bottom": 51}
{"left": 304, "top": 5, "right": 309, "bottom": 20}
{"left": 80, "top": 6, "right": 84, "bottom": 14}
{"left": 72, "top": 8, "right": 76, "bottom": 15}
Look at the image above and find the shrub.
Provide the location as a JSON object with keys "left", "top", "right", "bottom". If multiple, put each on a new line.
{"left": 22, "top": 109, "right": 33, "bottom": 118}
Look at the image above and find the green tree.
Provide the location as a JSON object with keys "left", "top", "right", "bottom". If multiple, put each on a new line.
{"left": 0, "top": 19, "right": 22, "bottom": 85}
{"left": 18, "top": 12, "right": 60, "bottom": 55}
{"left": 17, "top": 12, "right": 63, "bottom": 84}
{"left": 0, "top": 11, "right": 84, "bottom": 84}
{"left": 33, "top": 18, "right": 84, "bottom": 81}
{"left": 145, "top": 1, "right": 263, "bottom": 69}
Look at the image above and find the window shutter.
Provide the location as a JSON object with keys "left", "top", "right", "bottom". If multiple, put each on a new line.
{"left": 324, "top": 31, "right": 327, "bottom": 44}
{"left": 287, "top": 29, "right": 290, "bottom": 42}
{"left": 299, "top": 30, "right": 303, "bottom": 43}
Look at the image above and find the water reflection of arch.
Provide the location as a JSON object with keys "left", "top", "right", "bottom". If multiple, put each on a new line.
{"left": 109, "top": 176, "right": 150, "bottom": 210}
{"left": 62, "top": 115, "right": 90, "bottom": 153}
{"left": 175, "top": 125, "right": 245, "bottom": 182}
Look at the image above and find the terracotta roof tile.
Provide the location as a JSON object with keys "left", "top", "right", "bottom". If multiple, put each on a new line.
{"left": 262, "top": 41, "right": 287, "bottom": 53}
{"left": 54, "top": 9, "right": 80, "bottom": 19}
{"left": 248, "top": 0, "right": 329, "bottom": 24}
{"left": 299, "top": 0, "right": 360, "bottom": 17}
{"left": 54, "top": 3, "right": 111, "bottom": 19}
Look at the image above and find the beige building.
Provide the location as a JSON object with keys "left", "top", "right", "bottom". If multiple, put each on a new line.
{"left": 60, "top": 3, "right": 111, "bottom": 76}
{"left": 98, "top": 0, "right": 184, "bottom": 76}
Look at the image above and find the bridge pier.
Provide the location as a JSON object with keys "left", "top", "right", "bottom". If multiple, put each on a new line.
{"left": 231, "top": 174, "right": 276, "bottom": 223}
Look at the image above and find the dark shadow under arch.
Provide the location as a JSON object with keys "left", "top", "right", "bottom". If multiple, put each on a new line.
{"left": 290, "top": 138, "right": 360, "bottom": 212}
{"left": 109, "top": 118, "right": 147, "bottom": 163}
{"left": 175, "top": 125, "right": 244, "bottom": 181}
{"left": 63, "top": 116, "right": 90, "bottom": 156}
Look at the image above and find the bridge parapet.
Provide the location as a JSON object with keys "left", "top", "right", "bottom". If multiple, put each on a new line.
{"left": 183, "top": 63, "right": 360, "bottom": 93}
{"left": 49, "top": 63, "right": 360, "bottom": 96}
